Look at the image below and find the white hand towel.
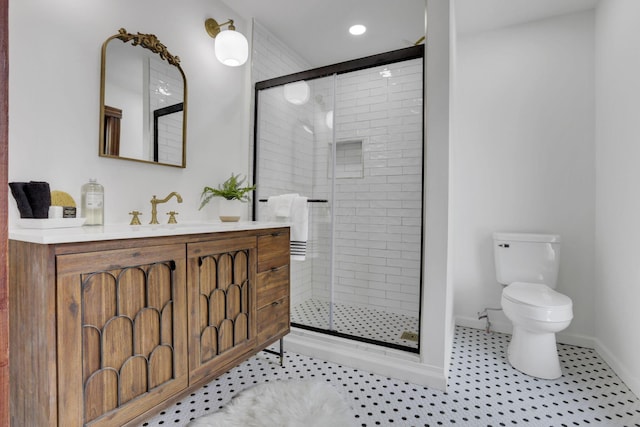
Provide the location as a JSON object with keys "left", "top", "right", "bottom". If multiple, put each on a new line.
{"left": 267, "top": 193, "right": 298, "bottom": 218}
{"left": 289, "top": 196, "right": 308, "bottom": 261}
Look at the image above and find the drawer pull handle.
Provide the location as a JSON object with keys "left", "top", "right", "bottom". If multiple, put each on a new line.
{"left": 272, "top": 301, "right": 281, "bottom": 307}
{"left": 271, "top": 232, "right": 283, "bottom": 237}
{"left": 270, "top": 265, "right": 286, "bottom": 272}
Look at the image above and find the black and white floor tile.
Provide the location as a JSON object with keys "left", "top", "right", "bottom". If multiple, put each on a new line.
{"left": 291, "top": 298, "right": 420, "bottom": 349}
{"left": 140, "top": 326, "right": 640, "bottom": 426}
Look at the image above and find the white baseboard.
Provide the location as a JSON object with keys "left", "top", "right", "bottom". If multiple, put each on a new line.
{"left": 455, "top": 314, "right": 512, "bottom": 334}
{"left": 593, "top": 338, "right": 640, "bottom": 399}
{"left": 284, "top": 328, "right": 448, "bottom": 391}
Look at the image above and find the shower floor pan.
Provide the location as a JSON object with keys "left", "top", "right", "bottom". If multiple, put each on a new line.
{"left": 291, "top": 298, "right": 419, "bottom": 350}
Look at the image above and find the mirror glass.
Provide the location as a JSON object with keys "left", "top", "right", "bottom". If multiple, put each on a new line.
{"left": 99, "top": 29, "right": 187, "bottom": 168}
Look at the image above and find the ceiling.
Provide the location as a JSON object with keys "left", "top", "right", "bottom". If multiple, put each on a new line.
{"left": 455, "top": 0, "right": 599, "bottom": 36}
{"left": 221, "top": 0, "right": 425, "bottom": 67}
{"left": 221, "top": 0, "right": 599, "bottom": 68}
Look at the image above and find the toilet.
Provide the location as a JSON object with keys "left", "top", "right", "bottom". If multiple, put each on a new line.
{"left": 493, "top": 232, "right": 573, "bottom": 379}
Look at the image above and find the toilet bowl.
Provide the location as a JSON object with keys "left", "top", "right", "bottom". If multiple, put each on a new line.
{"left": 501, "top": 282, "right": 573, "bottom": 379}
{"left": 493, "top": 232, "right": 573, "bottom": 380}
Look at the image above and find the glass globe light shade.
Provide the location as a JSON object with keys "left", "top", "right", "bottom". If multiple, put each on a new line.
{"left": 215, "top": 30, "right": 248, "bottom": 67}
{"left": 283, "top": 81, "right": 310, "bottom": 105}
{"left": 326, "top": 110, "right": 334, "bottom": 129}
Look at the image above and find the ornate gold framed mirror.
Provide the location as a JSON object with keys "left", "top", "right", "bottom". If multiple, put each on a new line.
{"left": 99, "top": 28, "right": 187, "bottom": 168}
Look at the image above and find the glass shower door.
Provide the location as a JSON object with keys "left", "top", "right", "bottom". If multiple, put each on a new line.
{"left": 254, "top": 46, "right": 424, "bottom": 352}
{"left": 254, "top": 75, "right": 335, "bottom": 333}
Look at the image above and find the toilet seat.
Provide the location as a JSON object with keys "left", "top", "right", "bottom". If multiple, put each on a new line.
{"left": 502, "top": 282, "right": 573, "bottom": 322}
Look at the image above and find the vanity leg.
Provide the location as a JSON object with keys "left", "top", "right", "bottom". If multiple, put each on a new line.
{"left": 262, "top": 338, "right": 284, "bottom": 366}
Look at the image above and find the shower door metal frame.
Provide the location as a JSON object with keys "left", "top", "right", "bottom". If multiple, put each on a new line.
{"left": 253, "top": 44, "right": 425, "bottom": 354}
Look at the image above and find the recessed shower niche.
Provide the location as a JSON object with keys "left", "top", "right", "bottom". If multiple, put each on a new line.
{"left": 253, "top": 45, "right": 424, "bottom": 352}
{"left": 332, "top": 140, "right": 363, "bottom": 179}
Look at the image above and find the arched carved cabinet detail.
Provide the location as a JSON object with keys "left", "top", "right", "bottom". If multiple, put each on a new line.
{"left": 57, "top": 245, "right": 188, "bottom": 427}
{"left": 187, "top": 236, "right": 258, "bottom": 383}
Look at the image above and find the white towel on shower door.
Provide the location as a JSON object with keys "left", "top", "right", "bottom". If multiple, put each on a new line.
{"left": 289, "top": 196, "right": 308, "bottom": 261}
{"left": 266, "top": 194, "right": 309, "bottom": 261}
{"left": 267, "top": 193, "right": 298, "bottom": 217}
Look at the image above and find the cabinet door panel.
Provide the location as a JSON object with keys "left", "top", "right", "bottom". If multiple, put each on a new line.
{"left": 56, "top": 244, "right": 187, "bottom": 427}
{"left": 188, "top": 237, "right": 257, "bottom": 383}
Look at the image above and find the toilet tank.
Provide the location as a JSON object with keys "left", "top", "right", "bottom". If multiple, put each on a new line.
{"left": 493, "top": 232, "right": 561, "bottom": 287}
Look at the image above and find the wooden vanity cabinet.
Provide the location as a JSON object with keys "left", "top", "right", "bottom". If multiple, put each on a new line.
{"left": 9, "top": 227, "right": 290, "bottom": 427}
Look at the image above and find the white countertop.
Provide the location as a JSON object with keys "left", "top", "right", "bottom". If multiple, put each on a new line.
{"left": 9, "top": 221, "right": 289, "bottom": 244}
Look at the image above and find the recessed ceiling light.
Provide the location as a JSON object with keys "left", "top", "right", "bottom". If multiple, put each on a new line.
{"left": 349, "top": 24, "right": 366, "bottom": 36}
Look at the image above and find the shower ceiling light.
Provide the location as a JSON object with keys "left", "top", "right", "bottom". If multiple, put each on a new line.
{"left": 205, "top": 18, "right": 248, "bottom": 67}
{"left": 379, "top": 68, "right": 392, "bottom": 78}
{"left": 349, "top": 24, "right": 366, "bottom": 36}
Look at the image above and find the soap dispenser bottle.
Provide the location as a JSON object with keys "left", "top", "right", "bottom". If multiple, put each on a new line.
{"left": 81, "top": 178, "right": 104, "bottom": 225}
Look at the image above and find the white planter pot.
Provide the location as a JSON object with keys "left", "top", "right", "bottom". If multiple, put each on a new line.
{"left": 218, "top": 198, "right": 244, "bottom": 222}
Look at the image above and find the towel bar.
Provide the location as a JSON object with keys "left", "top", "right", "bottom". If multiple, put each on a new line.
{"left": 258, "top": 198, "right": 327, "bottom": 203}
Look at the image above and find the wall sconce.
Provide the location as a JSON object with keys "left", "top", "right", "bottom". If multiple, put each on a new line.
{"left": 205, "top": 18, "right": 248, "bottom": 67}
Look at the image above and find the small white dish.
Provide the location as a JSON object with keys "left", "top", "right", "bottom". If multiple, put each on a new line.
{"left": 17, "top": 218, "right": 87, "bottom": 229}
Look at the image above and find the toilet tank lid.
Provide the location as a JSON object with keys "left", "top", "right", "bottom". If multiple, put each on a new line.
{"left": 493, "top": 232, "right": 560, "bottom": 243}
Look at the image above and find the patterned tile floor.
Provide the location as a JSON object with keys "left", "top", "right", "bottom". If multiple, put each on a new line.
{"left": 140, "top": 326, "right": 640, "bottom": 426}
{"left": 291, "top": 298, "right": 420, "bottom": 349}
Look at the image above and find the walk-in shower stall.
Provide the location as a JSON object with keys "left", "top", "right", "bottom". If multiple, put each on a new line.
{"left": 253, "top": 45, "right": 424, "bottom": 353}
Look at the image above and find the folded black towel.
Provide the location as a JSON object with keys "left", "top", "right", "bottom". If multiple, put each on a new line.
{"left": 24, "top": 181, "right": 51, "bottom": 219}
{"left": 9, "top": 182, "right": 34, "bottom": 218}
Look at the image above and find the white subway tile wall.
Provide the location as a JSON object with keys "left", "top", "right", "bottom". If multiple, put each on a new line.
{"left": 331, "top": 60, "right": 423, "bottom": 320}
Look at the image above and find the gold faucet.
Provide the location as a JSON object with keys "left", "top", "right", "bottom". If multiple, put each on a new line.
{"left": 150, "top": 192, "right": 183, "bottom": 224}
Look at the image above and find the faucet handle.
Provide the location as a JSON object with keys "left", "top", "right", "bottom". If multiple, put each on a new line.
{"left": 167, "top": 211, "right": 179, "bottom": 224}
{"left": 129, "top": 210, "right": 142, "bottom": 225}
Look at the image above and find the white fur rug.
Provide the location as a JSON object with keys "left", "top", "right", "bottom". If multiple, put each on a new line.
{"left": 187, "top": 380, "right": 354, "bottom": 427}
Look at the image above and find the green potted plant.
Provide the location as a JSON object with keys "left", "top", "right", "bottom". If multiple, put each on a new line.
{"left": 199, "top": 173, "right": 256, "bottom": 222}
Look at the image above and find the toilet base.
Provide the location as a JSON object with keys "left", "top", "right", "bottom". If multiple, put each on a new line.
{"left": 507, "top": 326, "right": 562, "bottom": 380}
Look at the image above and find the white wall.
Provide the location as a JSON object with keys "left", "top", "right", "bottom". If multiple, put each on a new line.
{"left": 452, "top": 11, "right": 596, "bottom": 344}
{"left": 422, "top": 0, "right": 453, "bottom": 381}
{"left": 9, "top": 0, "right": 252, "bottom": 224}
{"left": 594, "top": 0, "right": 640, "bottom": 398}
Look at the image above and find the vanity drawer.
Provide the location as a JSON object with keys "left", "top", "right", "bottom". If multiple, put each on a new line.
{"left": 257, "top": 265, "right": 289, "bottom": 309}
{"left": 257, "top": 229, "right": 289, "bottom": 272}
{"left": 257, "top": 297, "right": 290, "bottom": 344}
